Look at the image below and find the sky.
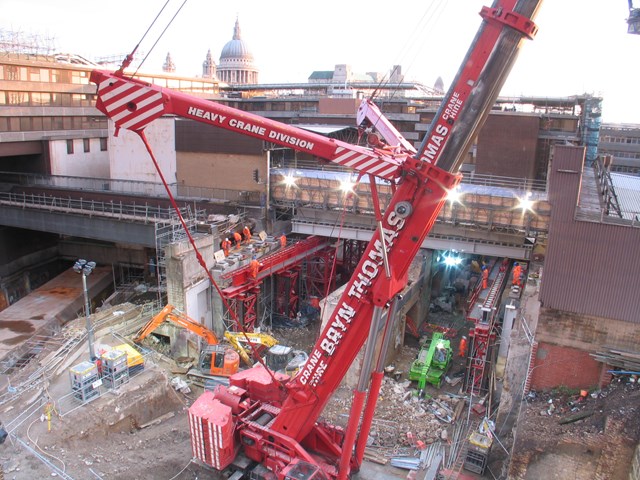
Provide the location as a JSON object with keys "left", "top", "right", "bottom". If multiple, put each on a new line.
{"left": 2, "top": 0, "right": 639, "bottom": 124}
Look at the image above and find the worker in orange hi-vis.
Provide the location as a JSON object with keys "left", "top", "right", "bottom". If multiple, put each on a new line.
{"left": 233, "top": 231, "right": 242, "bottom": 248}
{"left": 243, "top": 225, "right": 252, "bottom": 244}
{"left": 512, "top": 262, "right": 522, "bottom": 287}
{"left": 459, "top": 336, "right": 468, "bottom": 359}
{"left": 249, "top": 256, "right": 262, "bottom": 280}
{"left": 221, "top": 237, "right": 231, "bottom": 257}
{"left": 482, "top": 265, "right": 489, "bottom": 289}
{"left": 279, "top": 233, "right": 287, "bottom": 248}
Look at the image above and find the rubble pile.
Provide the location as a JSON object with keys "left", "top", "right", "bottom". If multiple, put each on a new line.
{"left": 522, "top": 378, "right": 640, "bottom": 440}
{"left": 321, "top": 375, "right": 463, "bottom": 456}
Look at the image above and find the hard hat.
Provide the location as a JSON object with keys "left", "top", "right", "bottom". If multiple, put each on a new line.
{"left": 462, "top": 336, "right": 467, "bottom": 339}
{"left": 252, "top": 255, "right": 257, "bottom": 259}
{"left": 514, "top": 262, "right": 519, "bottom": 266}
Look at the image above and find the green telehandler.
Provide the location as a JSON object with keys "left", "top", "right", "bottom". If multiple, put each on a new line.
{"left": 409, "top": 332, "right": 452, "bottom": 394}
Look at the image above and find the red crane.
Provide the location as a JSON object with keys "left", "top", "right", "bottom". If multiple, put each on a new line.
{"left": 90, "top": 1, "right": 541, "bottom": 477}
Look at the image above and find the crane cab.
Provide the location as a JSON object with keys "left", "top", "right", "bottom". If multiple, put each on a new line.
{"left": 199, "top": 345, "right": 240, "bottom": 377}
{"left": 281, "top": 460, "right": 329, "bottom": 480}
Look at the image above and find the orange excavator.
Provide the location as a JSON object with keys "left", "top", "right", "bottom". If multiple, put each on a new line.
{"left": 134, "top": 305, "right": 285, "bottom": 378}
{"left": 134, "top": 304, "right": 240, "bottom": 377}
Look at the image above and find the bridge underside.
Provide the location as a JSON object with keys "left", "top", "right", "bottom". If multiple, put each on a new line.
{"left": 290, "top": 207, "right": 535, "bottom": 260}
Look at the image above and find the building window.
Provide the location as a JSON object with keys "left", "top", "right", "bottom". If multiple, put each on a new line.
{"left": 83, "top": 138, "right": 90, "bottom": 153}
{"left": 67, "top": 139, "right": 74, "bottom": 154}
{"left": 100, "top": 137, "right": 108, "bottom": 151}
{"left": 8, "top": 92, "right": 27, "bottom": 105}
{"left": 5, "top": 66, "right": 18, "bottom": 80}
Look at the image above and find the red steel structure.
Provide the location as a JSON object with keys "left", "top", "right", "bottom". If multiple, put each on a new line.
{"left": 91, "top": 1, "right": 541, "bottom": 477}
{"left": 220, "top": 237, "right": 331, "bottom": 331}
{"left": 275, "top": 268, "right": 300, "bottom": 320}
{"left": 465, "top": 265, "right": 508, "bottom": 395}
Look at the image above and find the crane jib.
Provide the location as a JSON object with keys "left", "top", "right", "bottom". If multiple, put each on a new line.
{"left": 419, "top": 89, "right": 463, "bottom": 163}
{"left": 298, "top": 209, "right": 407, "bottom": 387}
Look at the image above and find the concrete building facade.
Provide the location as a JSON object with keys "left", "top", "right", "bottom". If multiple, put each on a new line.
{"left": 599, "top": 123, "right": 640, "bottom": 175}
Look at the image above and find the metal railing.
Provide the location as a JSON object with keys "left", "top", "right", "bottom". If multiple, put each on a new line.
{"left": 0, "top": 190, "right": 195, "bottom": 223}
{"left": 273, "top": 160, "right": 548, "bottom": 192}
{"left": 0, "top": 171, "right": 264, "bottom": 205}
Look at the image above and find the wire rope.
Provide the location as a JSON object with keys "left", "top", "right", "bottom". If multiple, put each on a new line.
{"left": 369, "top": 0, "right": 446, "bottom": 104}
{"left": 134, "top": 0, "right": 189, "bottom": 76}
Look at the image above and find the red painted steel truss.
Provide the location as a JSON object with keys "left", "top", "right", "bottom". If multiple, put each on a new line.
{"left": 220, "top": 236, "right": 330, "bottom": 330}
{"left": 464, "top": 267, "right": 508, "bottom": 395}
{"left": 275, "top": 268, "right": 300, "bottom": 319}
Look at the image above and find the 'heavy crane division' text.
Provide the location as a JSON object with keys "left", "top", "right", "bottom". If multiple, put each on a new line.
{"left": 187, "top": 106, "right": 315, "bottom": 150}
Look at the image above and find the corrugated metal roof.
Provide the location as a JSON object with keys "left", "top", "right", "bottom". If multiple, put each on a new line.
{"left": 540, "top": 146, "right": 640, "bottom": 324}
{"left": 611, "top": 172, "right": 640, "bottom": 220}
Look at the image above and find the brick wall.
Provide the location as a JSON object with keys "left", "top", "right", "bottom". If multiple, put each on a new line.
{"left": 530, "top": 342, "right": 606, "bottom": 391}
{"left": 529, "top": 306, "right": 639, "bottom": 391}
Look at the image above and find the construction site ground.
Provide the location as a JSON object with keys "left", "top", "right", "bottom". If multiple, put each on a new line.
{"left": 507, "top": 380, "right": 640, "bottom": 479}
{"left": 0, "top": 305, "right": 473, "bottom": 480}
{"left": 1, "top": 302, "right": 639, "bottom": 480}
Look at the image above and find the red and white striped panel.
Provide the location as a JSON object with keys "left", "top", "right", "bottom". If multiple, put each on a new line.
{"left": 96, "top": 77, "right": 165, "bottom": 132}
{"left": 330, "top": 146, "right": 401, "bottom": 181}
{"left": 188, "top": 393, "right": 237, "bottom": 470}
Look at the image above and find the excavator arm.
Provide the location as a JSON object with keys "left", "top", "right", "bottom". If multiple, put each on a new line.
{"left": 133, "top": 304, "right": 176, "bottom": 344}
{"left": 93, "top": 1, "right": 541, "bottom": 477}
{"left": 134, "top": 304, "right": 219, "bottom": 345}
{"left": 134, "top": 305, "right": 279, "bottom": 366}
{"left": 224, "top": 331, "right": 279, "bottom": 366}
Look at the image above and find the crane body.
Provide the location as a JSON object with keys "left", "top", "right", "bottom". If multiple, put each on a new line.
{"left": 91, "top": 1, "right": 542, "bottom": 477}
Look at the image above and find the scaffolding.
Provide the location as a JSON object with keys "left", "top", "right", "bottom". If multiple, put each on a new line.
{"left": 464, "top": 263, "right": 510, "bottom": 396}
{"left": 581, "top": 95, "right": 602, "bottom": 166}
{"left": 0, "top": 28, "right": 57, "bottom": 58}
{"left": 153, "top": 206, "right": 200, "bottom": 306}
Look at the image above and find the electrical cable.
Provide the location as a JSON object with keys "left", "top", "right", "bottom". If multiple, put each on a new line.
{"left": 116, "top": 0, "right": 172, "bottom": 74}
{"left": 316, "top": 175, "right": 358, "bottom": 342}
{"left": 26, "top": 417, "right": 67, "bottom": 473}
{"left": 168, "top": 459, "right": 193, "bottom": 480}
{"left": 369, "top": 0, "right": 446, "bottom": 104}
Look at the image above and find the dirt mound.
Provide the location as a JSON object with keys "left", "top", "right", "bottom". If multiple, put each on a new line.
{"left": 509, "top": 379, "right": 640, "bottom": 479}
